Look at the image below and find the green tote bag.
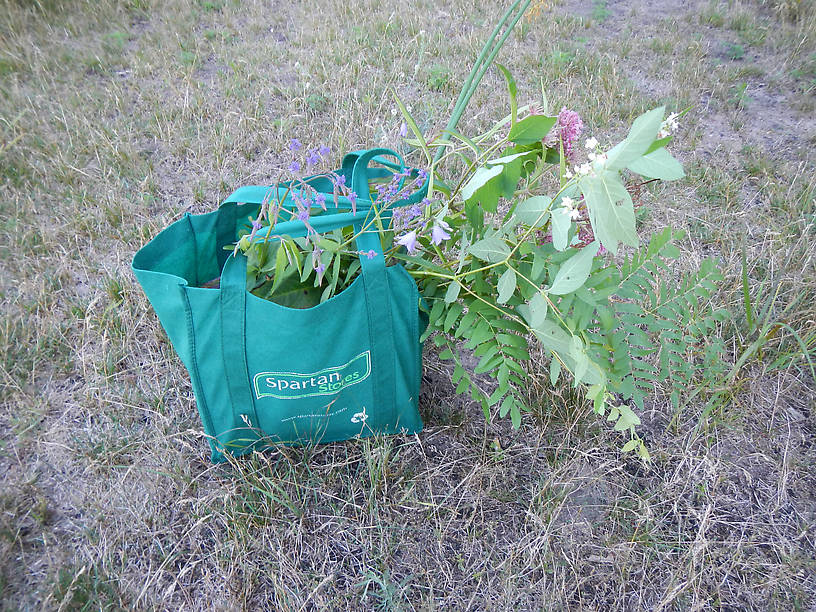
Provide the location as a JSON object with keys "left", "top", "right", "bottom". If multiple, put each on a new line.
{"left": 132, "top": 149, "right": 428, "bottom": 462}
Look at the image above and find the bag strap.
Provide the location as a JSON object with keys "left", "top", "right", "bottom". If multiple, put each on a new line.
{"left": 218, "top": 251, "right": 261, "bottom": 439}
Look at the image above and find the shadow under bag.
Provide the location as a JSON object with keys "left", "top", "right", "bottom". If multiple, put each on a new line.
{"left": 132, "top": 148, "right": 428, "bottom": 462}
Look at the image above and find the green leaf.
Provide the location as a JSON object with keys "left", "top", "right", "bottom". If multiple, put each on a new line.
{"left": 271, "top": 240, "right": 288, "bottom": 293}
{"left": 508, "top": 115, "right": 557, "bottom": 145}
{"left": 605, "top": 106, "right": 665, "bottom": 170}
{"left": 460, "top": 165, "right": 504, "bottom": 212}
{"left": 580, "top": 171, "right": 639, "bottom": 255}
{"left": 645, "top": 135, "right": 672, "bottom": 155}
{"left": 621, "top": 439, "right": 639, "bottom": 453}
{"left": 461, "top": 149, "right": 541, "bottom": 212}
{"left": 586, "top": 384, "right": 604, "bottom": 401}
{"left": 529, "top": 292, "right": 548, "bottom": 327}
{"left": 549, "top": 357, "right": 561, "bottom": 385}
{"left": 550, "top": 207, "right": 571, "bottom": 251}
{"left": 440, "top": 128, "right": 480, "bottom": 156}
{"left": 627, "top": 147, "right": 684, "bottom": 180}
{"left": 497, "top": 268, "right": 517, "bottom": 304}
{"left": 637, "top": 440, "right": 651, "bottom": 461}
{"left": 393, "top": 89, "right": 431, "bottom": 164}
{"left": 495, "top": 63, "right": 518, "bottom": 126}
{"left": 445, "top": 282, "right": 461, "bottom": 303}
{"left": 465, "top": 321, "right": 493, "bottom": 348}
{"left": 549, "top": 241, "right": 599, "bottom": 295}
{"left": 318, "top": 237, "right": 341, "bottom": 252}
{"left": 510, "top": 402, "right": 522, "bottom": 428}
{"left": 531, "top": 319, "right": 572, "bottom": 354}
{"left": 514, "top": 196, "right": 552, "bottom": 226}
{"left": 613, "top": 404, "right": 641, "bottom": 432}
{"left": 264, "top": 275, "right": 322, "bottom": 309}
{"left": 488, "top": 384, "right": 508, "bottom": 406}
{"left": 569, "top": 335, "right": 589, "bottom": 383}
{"left": 469, "top": 236, "right": 510, "bottom": 263}
{"left": 499, "top": 395, "right": 513, "bottom": 417}
{"left": 443, "top": 303, "right": 463, "bottom": 332}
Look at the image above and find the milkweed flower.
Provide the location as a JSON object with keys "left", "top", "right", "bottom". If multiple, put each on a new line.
{"left": 561, "top": 197, "right": 581, "bottom": 221}
{"left": 657, "top": 112, "right": 680, "bottom": 139}
{"left": 557, "top": 107, "right": 583, "bottom": 162}
{"left": 431, "top": 220, "right": 451, "bottom": 245}
{"left": 396, "top": 230, "right": 419, "bottom": 254}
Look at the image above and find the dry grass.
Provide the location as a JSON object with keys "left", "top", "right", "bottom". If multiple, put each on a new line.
{"left": 1, "top": 0, "right": 815, "bottom": 609}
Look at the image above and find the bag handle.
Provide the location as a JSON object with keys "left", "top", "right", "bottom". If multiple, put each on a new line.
{"left": 220, "top": 148, "right": 428, "bottom": 212}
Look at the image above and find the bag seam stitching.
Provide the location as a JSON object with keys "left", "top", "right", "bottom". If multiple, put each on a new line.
{"left": 180, "top": 285, "right": 216, "bottom": 438}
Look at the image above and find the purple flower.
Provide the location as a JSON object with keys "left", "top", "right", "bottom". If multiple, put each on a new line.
{"left": 315, "top": 262, "right": 326, "bottom": 283}
{"left": 289, "top": 160, "right": 301, "bottom": 173}
{"left": 319, "top": 144, "right": 331, "bottom": 158}
{"left": 396, "top": 230, "right": 419, "bottom": 254}
{"left": 348, "top": 191, "right": 357, "bottom": 213}
{"left": 332, "top": 174, "right": 346, "bottom": 188}
{"left": 297, "top": 209, "right": 309, "bottom": 222}
{"left": 306, "top": 149, "right": 321, "bottom": 166}
{"left": 417, "top": 169, "right": 428, "bottom": 180}
{"left": 557, "top": 107, "right": 583, "bottom": 162}
{"left": 360, "top": 249, "right": 377, "bottom": 260}
{"left": 431, "top": 220, "right": 451, "bottom": 245}
{"left": 251, "top": 219, "right": 263, "bottom": 230}
{"left": 408, "top": 204, "right": 422, "bottom": 219}
{"left": 289, "top": 138, "right": 302, "bottom": 151}
{"left": 315, "top": 193, "right": 327, "bottom": 210}
{"left": 399, "top": 122, "right": 408, "bottom": 137}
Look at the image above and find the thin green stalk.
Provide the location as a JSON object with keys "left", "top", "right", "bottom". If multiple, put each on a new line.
{"left": 434, "top": 0, "right": 532, "bottom": 164}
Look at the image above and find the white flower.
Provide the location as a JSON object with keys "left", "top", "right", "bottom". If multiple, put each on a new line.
{"left": 560, "top": 196, "right": 581, "bottom": 220}
{"left": 564, "top": 169, "right": 574, "bottom": 179}
{"left": 658, "top": 112, "right": 680, "bottom": 139}
{"left": 588, "top": 152, "right": 597, "bottom": 161}
{"left": 594, "top": 153, "right": 607, "bottom": 165}
{"left": 584, "top": 137, "right": 598, "bottom": 149}
{"left": 577, "top": 163, "right": 592, "bottom": 176}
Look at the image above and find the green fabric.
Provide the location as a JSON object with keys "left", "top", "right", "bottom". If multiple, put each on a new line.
{"left": 132, "top": 149, "right": 428, "bottom": 462}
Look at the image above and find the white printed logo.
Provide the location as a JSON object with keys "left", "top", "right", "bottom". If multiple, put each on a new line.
{"left": 351, "top": 407, "right": 368, "bottom": 424}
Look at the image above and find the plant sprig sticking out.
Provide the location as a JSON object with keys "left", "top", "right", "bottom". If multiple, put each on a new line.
{"left": 237, "top": 75, "right": 727, "bottom": 458}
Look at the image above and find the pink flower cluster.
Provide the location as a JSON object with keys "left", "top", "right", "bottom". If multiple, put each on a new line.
{"left": 557, "top": 107, "right": 583, "bottom": 162}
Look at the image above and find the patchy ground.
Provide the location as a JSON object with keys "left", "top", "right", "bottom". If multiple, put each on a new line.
{"left": 1, "top": 0, "right": 815, "bottom": 610}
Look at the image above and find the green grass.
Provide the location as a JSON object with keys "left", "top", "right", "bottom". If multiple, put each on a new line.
{"left": 0, "top": 0, "right": 815, "bottom": 609}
